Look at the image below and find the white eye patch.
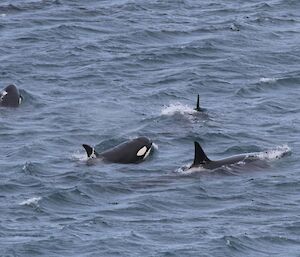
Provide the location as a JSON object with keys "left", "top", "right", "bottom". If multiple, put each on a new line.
{"left": 137, "top": 146, "right": 147, "bottom": 157}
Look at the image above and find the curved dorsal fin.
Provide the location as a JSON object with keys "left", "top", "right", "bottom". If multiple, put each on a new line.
{"left": 194, "top": 94, "right": 201, "bottom": 112}
{"left": 193, "top": 141, "right": 211, "bottom": 165}
{"left": 82, "top": 144, "right": 99, "bottom": 158}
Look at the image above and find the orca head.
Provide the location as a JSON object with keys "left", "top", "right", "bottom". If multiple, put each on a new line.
{"left": 0, "top": 84, "right": 22, "bottom": 107}
{"left": 133, "top": 137, "right": 153, "bottom": 162}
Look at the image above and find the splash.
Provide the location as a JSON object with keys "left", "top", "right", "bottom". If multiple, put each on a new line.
{"left": 152, "top": 143, "right": 159, "bottom": 150}
{"left": 20, "top": 197, "right": 41, "bottom": 206}
{"left": 255, "top": 144, "right": 291, "bottom": 161}
{"left": 176, "top": 163, "right": 207, "bottom": 174}
{"left": 259, "top": 77, "right": 277, "bottom": 83}
{"left": 71, "top": 151, "right": 88, "bottom": 162}
{"left": 161, "top": 102, "right": 197, "bottom": 116}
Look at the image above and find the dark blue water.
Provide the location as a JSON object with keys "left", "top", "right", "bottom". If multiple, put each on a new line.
{"left": 0, "top": 0, "right": 300, "bottom": 256}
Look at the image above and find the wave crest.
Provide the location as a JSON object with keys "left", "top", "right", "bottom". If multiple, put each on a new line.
{"left": 20, "top": 197, "right": 41, "bottom": 207}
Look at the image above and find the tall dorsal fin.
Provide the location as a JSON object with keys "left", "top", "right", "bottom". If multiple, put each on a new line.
{"left": 82, "top": 144, "right": 99, "bottom": 158}
{"left": 193, "top": 141, "right": 211, "bottom": 165}
{"left": 194, "top": 94, "right": 201, "bottom": 112}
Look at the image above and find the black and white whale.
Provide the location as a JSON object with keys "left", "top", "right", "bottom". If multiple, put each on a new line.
{"left": 83, "top": 136, "right": 153, "bottom": 164}
{"left": 189, "top": 141, "right": 262, "bottom": 170}
{"left": 0, "top": 84, "right": 23, "bottom": 107}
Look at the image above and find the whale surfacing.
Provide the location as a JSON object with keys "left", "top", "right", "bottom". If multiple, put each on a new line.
{"left": 83, "top": 136, "right": 153, "bottom": 164}
{"left": 0, "top": 84, "right": 23, "bottom": 107}
{"left": 189, "top": 141, "right": 259, "bottom": 170}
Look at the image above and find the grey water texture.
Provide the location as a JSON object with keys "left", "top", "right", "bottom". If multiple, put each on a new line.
{"left": 0, "top": 0, "right": 300, "bottom": 256}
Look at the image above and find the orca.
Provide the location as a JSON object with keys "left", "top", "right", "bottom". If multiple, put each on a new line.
{"left": 194, "top": 94, "right": 201, "bottom": 112}
{"left": 0, "top": 84, "right": 23, "bottom": 107}
{"left": 189, "top": 141, "right": 260, "bottom": 170}
{"left": 82, "top": 136, "right": 153, "bottom": 164}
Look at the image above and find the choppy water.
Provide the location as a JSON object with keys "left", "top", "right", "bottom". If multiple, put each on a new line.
{"left": 0, "top": 0, "right": 300, "bottom": 256}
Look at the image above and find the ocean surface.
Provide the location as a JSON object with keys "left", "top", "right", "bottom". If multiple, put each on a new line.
{"left": 0, "top": 0, "right": 299, "bottom": 256}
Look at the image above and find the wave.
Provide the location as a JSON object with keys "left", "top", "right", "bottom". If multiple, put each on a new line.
{"left": 237, "top": 72, "right": 300, "bottom": 97}
{"left": 0, "top": 0, "right": 60, "bottom": 14}
{"left": 19, "top": 89, "right": 46, "bottom": 108}
{"left": 19, "top": 196, "right": 41, "bottom": 207}
{"left": 259, "top": 77, "right": 278, "bottom": 83}
{"left": 222, "top": 235, "right": 297, "bottom": 256}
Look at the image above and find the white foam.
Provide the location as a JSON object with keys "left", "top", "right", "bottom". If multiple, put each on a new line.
{"left": 176, "top": 163, "right": 207, "bottom": 174}
{"left": 259, "top": 77, "right": 277, "bottom": 83}
{"left": 22, "top": 162, "right": 28, "bottom": 171}
{"left": 20, "top": 197, "right": 41, "bottom": 206}
{"left": 161, "top": 102, "right": 197, "bottom": 116}
{"left": 71, "top": 151, "right": 88, "bottom": 162}
{"left": 152, "top": 143, "right": 159, "bottom": 150}
{"left": 255, "top": 145, "right": 291, "bottom": 161}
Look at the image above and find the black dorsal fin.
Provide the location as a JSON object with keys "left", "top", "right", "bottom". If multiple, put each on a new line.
{"left": 194, "top": 94, "right": 201, "bottom": 112}
{"left": 82, "top": 144, "right": 99, "bottom": 158}
{"left": 193, "top": 141, "right": 211, "bottom": 165}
